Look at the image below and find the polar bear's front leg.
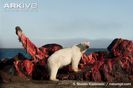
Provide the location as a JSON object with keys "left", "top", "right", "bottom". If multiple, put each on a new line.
{"left": 72, "top": 56, "right": 81, "bottom": 72}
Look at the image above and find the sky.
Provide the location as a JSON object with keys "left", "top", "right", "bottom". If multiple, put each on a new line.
{"left": 0, "top": 0, "right": 133, "bottom": 48}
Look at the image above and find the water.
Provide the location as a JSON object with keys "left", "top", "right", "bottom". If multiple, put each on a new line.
{"left": 0, "top": 48, "right": 32, "bottom": 59}
{"left": 85, "top": 48, "right": 107, "bottom": 54}
{"left": 0, "top": 48, "right": 107, "bottom": 59}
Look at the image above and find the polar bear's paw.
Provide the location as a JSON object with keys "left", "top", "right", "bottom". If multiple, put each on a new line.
{"left": 50, "top": 78, "right": 59, "bottom": 81}
{"left": 77, "top": 69, "right": 82, "bottom": 72}
{"left": 73, "top": 67, "right": 81, "bottom": 73}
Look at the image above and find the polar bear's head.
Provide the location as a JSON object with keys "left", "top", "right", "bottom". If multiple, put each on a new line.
{"left": 76, "top": 41, "right": 90, "bottom": 52}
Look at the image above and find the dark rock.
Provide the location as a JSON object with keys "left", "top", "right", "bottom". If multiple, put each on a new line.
{"left": 108, "top": 38, "right": 133, "bottom": 57}
{"left": 40, "top": 44, "right": 63, "bottom": 56}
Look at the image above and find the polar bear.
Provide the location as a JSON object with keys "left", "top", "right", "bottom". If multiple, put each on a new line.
{"left": 47, "top": 42, "right": 90, "bottom": 81}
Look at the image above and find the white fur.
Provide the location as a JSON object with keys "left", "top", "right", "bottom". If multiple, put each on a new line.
{"left": 47, "top": 42, "right": 89, "bottom": 81}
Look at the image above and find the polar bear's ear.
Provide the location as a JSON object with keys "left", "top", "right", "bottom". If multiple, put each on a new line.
{"left": 81, "top": 41, "right": 90, "bottom": 46}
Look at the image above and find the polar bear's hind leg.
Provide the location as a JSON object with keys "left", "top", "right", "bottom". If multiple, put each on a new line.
{"left": 49, "top": 63, "right": 59, "bottom": 81}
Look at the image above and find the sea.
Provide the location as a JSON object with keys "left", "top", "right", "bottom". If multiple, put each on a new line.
{"left": 0, "top": 48, "right": 107, "bottom": 59}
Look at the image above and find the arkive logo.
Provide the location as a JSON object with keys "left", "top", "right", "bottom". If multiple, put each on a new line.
{"left": 3, "top": 2, "right": 38, "bottom": 10}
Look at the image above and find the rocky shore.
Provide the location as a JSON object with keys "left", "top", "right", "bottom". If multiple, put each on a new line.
{"left": 0, "top": 38, "right": 133, "bottom": 87}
